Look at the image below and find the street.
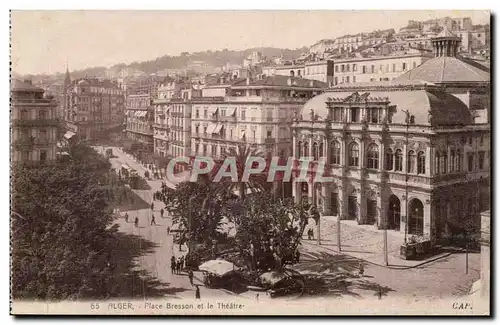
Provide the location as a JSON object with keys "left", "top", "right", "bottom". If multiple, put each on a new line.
{"left": 98, "top": 146, "right": 480, "bottom": 301}
{"left": 98, "top": 146, "right": 235, "bottom": 299}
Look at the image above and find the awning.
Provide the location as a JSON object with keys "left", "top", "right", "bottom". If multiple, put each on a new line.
{"left": 64, "top": 131, "right": 76, "bottom": 140}
{"left": 139, "top": 111, "right": 148, "bottom": 117}
{"left": 134, "top": 111, "right": 141, "bottom": 117}
{"left": 213, "top": 124, "right": 223, "bottom": 134}
{"left": 206, "top": 124, "right": 217, "bottom": 134}
{"left": 228, "top": 107, "right": 236, "bottom": 116}
{"left": 213, "top": 108, "right": 219, "bottom": 115}
{"left": 166, "top": 106, "right": 171, "bottom": 112}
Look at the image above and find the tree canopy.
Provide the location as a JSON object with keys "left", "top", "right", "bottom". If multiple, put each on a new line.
{"left": 11, "top": 145, "right": 121, "bottom": 300}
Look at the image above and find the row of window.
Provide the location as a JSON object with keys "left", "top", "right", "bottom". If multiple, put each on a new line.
{"left": 334, "top": 61, "right": 418, "bottom": 74}
{"left": 331, "top": 107, "right": 386, "bottom": 123}
{"left": 19, "top": 109, "right": 49, "bottom": 120}
{"left": 298, "top": 141, "right": 489, "bottom": 174}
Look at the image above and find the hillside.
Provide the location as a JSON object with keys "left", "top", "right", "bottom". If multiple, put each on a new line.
{"left": 17, "top": 47, "right": 308, "bottom": 81}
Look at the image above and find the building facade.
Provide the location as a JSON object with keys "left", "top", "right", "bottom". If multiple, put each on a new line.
{"left": 64, "top": 78, "right": 125, "bottom": 141}
{"left": 190, "top": 76, "right": 327, "bottom": 163}
{"left": 153, "top": 85, "right": 202, "bottom": 162}
{"left": 292, "top": 31, "right": 490, "bottom": 242}
{"left": 332, "top": 52, "right": 433, "bottom": 85}
{"left": 125, "top": 93, "right": 154, "bottom": 149}
{"left": 262, "top": 60, "right": 334, "bottom": 84}
{"left": 11, "top": 79, "right": 59, "bottom": 163}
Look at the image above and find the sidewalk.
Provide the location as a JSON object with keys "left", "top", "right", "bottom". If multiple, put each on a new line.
{"left": 301, "top": 215, "right": 453, "bottom": 269}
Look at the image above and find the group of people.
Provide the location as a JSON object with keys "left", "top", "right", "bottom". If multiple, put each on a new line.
{"left": 124, "top": 213, "right": 139, "bottom": 227}
{"left": 170, "top": 255, "right": 186, "bottom": 275}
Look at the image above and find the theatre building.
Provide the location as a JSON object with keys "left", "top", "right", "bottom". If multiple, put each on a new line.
{"left": 291, "top": 29, "right": 490, "bottom": 242}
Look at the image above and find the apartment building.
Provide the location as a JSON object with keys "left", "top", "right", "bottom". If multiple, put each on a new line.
{"left": 11, "top": 79, "right": 59, "bottom": 163}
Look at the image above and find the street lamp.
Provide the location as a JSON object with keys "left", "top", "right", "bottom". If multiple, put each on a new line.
{"left": 403, "top": 109, "right": 410, "bottom": 244}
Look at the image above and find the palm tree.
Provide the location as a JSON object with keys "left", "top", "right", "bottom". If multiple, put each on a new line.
{"left": 213, "top": 143, "right": 270, "bottom": 201}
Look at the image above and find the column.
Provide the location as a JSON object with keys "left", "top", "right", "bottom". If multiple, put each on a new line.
{"left": 308, "top": 182, "right": 313, "bottom": 204}
{"left": 379, "top": 141, "right": 385, "bottom": 172}
{"left": 400, "top": 194, "right": 407, "bottom": 235}
{"left": 338, "top": 185, "right": 346, "bottom": 220}
{"left": 423, "top": 199, "right": 432, "bottom": 238}
{"left": 357, "top": 187, "right": 365, "bottom": 224}
{"left": 377, "top": 192, "right": 384, "bottom": 229}
{"left": 292, "top": 182, "right": 299, "bottom": 204}
{"left": 322, "top": 183, "right": 331, "bottom": 215}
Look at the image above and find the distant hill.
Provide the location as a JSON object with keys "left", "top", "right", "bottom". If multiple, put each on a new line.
{"left": 16, "top": 47, "right": 308, "bottom": 80}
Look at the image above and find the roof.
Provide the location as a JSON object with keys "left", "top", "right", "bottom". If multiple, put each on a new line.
{"left": 394, "top": 56, "right": 490, "bottom": 84}
{"left": 434, "top": 27, "right": 460, "bottom": 40}
{"left": 10, "top": 79, "right": 44, "bottom": 92}
{"left": 300, "top": 88, "right": 473, "bottom": 127}
{"left": 231, "top": 76, "right": 328, "bottom": 89}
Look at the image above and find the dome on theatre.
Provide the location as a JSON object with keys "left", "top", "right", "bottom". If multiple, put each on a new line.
{"left": 299, "top": 84, "right": 474, "bottom": 127}
{"left": 395, "top": 27, "right": 490, "bottom": 84}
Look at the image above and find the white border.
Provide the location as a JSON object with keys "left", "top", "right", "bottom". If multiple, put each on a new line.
{"left": 2, "top": 2, "right": 498, "bottom": 324}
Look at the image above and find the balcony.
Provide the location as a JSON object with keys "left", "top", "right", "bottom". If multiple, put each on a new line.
{"left": 12, "top": 138, "right": 55, "bottom": 150}
{"left": 12, "top": 118, "right": 60, "bottom": 128}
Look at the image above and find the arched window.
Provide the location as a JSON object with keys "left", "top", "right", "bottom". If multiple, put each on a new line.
{"left": 312, "top": 142, "right": 319, "bottom": 161}
{"left": 435, "top": 152, "right": 441, "bottom": 174}
{"left": 20, "top": 109, "right": 29, "bottom": 120}
{"left": 331, "top": 141, "right": 341, "bottom": 165}
{"left": 349, "top": 143, "right": 359, "bottom": 167}
{"left": 303, "top": 142, "right": 309, "bottom": 157}
{"left": 450, "top": 150, "right": 456, "bottom": 172}
{"left": 297, "top": 141, "right": 303, "bottom": 158}
{"left": 440, "top": 151, "right": 447, "bottom": 174}
{"left": 319, "top": 142, "right": 324, "bottom": 158}
{"left": 367, "top": 144, "right": 379, "bottom": 169}
{"left": 456, "top": 149, "right": 462, "bottom": 172}
{"left": 407, "top": 150, "right": 416, "bottom": 173}
{"left": 395, "top": 149, "right": 403, "bottom": 171}
{"left": 385, "top": 148, "right": 394, "bottom": 171}
{"left": 417, "top": 151, "right": 425, "bottom": 174}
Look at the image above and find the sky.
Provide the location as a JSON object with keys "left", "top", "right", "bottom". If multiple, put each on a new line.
{"left": 10, "top": 10, "right": 490, "bottom": 75}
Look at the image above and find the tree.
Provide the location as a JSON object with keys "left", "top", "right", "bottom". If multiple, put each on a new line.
{"left": 213, "top": 143, "right": 270, "bottom": 201}
{"left": 11, "top": 146, "right": 120, "bottom": 300}
{"left": 163, "top": 181, "right": 228, "bottom": 250}
{"left": 230, "top": 194, "right": 307, "bottom": 271}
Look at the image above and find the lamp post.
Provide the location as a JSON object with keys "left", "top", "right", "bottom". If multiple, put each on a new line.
{"left": 403, "top": 109, "right": 410, "bottom": 244}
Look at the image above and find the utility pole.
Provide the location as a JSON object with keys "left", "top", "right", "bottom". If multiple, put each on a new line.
{"left": 383, "top": 228, "right": 388, "bottom": 266}
{"left": 337, "top": 216, "right": 341, "bottom": 251}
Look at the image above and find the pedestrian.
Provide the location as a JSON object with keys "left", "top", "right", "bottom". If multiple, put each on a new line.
{"left": 256, "top": 293, "right": 259, "bottom": 301}
{"left": 359, "top": 263, "right": 365, "bottom": 276}
{"left": 180, "top": 256, "right": 185, "bottom": 270}
{"left": 176, "top": 259, "right": 182, "bottom": 274}
{"left": 188, "top": 269, "right": 194, "bottom": 286}
{"left": 195, "top": 285, "right": 201, "bottom": 299}
{"left": 167, "top": 226, "right": 170, "bottom": 235}
{"left": 160, "top": 208, "right": 164, "bottom": 218}
{"left": 151, "top": 202, "right": 154, "bottom": 211}
{"left": 307, "top": 229, "right": 311, "bottom": 240}
{"left": 295, "top": 250, "right": 300, "bottom": 264}
{"left": 151, "top": 214, "right": 156, "bottom": 226}
{"left": 134, "top": 217, "right": 139, "bottom": 227}
{"left": 125, "top": 213, "right": 129, "bottom": 223}
{"left": 310, "top": 228, "right": 314, "bottom": 240}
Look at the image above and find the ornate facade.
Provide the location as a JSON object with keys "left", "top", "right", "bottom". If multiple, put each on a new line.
{"left": 292, "top": 86, "right": 490, "bottom": 241}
